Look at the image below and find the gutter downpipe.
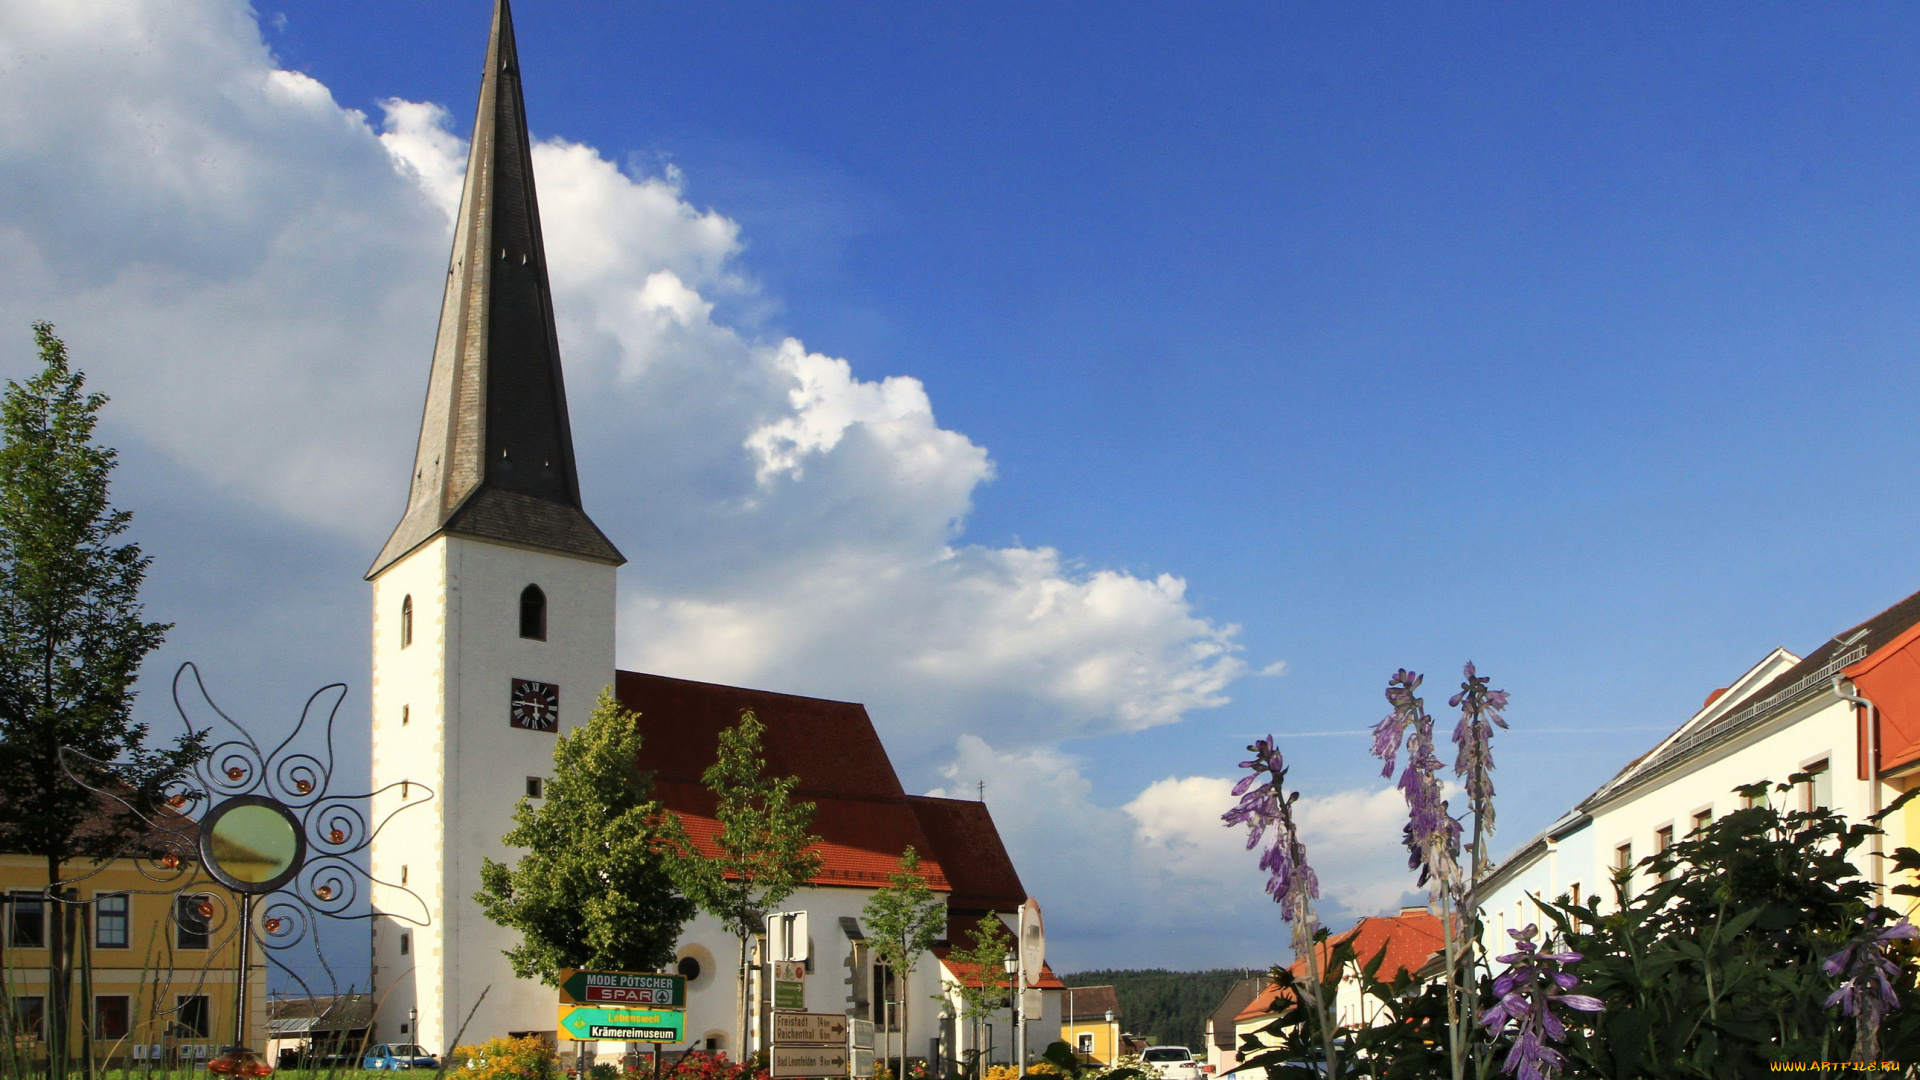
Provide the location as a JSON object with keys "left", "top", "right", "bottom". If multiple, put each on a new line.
{"left": 1833, "top": 675, "right": 1883, "bottom": 896}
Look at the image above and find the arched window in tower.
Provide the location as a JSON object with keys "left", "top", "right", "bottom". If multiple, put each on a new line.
{"left": 400, "top": 595, "right": 413, "bottom": 649}
{"left": 520, "top": 585, "right": 547, "bottom": 641}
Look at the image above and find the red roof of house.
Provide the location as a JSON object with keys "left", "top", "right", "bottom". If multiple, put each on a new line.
{"left": 905, "top": 796, "right": 1025, "bottom": 910}
{"left": 1235, "top": 910, "right": 1445, "bottom": 1021}
{"left": 656, "top": 779, "right": 954, "bottom": 891}
{"left": 618, "top": 670, "right": 907, "bottom": 799}
{"left": 619, "top": 670, "right": 1024, "bottom": 897}
{"left": 933, "top": 927, "right": 1068, "bottom": 992}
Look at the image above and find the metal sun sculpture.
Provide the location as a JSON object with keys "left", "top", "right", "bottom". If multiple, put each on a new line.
{"left": 55, "top": 661, "right": 434, "bottom": 1055}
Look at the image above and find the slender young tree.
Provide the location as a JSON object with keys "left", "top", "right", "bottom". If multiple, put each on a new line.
{"left": 0, "top": 323, "right": 201, "bottom": 1078}
{"left": 862, "top": 847, "right": 947, "bottom": 1080}
{"left": 946, "top": 912, "right": 1015, "bottom": 1078}
{"left": 670, "top": 710, "right": 822, "bottom": 1059}
{"left": 476, "top": 688, "right": 696, "bottom": 980}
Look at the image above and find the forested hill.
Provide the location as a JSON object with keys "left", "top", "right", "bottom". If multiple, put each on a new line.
{"left": 1060, "top": 970, "right": 1259, "bottom": 1051}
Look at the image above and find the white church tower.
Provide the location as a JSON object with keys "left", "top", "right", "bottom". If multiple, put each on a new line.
{"left": 366, "top": 0, "right": 624, "bottom": 1051}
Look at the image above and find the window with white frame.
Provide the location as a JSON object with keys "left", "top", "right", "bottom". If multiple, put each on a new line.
{"left": 96, "top": 893, "right": 129, "bottom": 948}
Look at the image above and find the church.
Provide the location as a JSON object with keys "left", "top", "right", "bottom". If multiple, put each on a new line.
{"left": 363, "top": 0, "right": 1061, "bottom": 1067}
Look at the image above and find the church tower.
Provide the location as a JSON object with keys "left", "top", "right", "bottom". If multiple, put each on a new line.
{"left": 367, "top": 0, "right": 623, "bottom": 1050}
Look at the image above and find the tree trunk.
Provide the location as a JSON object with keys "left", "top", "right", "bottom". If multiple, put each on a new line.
{"left": 736, "top": 930, "right": 750, "bottom": 1063}
{"left": 46, "top": 855, "right": 66, "bottom": 1080}
{"left": 897, "top": 952, "right": 908, "bottom": 1080}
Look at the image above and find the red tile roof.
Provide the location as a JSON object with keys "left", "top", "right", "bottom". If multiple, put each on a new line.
{"left": 618, "top": 670, "right": 906, "bottom": 799}
{"left": 934, "top": 950, "right": 1067, "bottom": 991}
{"left": 1235, "top": 911, "right": 1445, "bottom": 1021}
{"left": 620, "top": 670, "right": 1030, "bottom": 899}
{"left": 657, "top": 779, "right": 952, "bottom": 892}
{"left": 906, "top": 796, "right": 1025, "bottom": 910}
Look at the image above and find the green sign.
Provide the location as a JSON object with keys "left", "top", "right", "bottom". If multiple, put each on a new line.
{"left": 557, "top": 1006, "right": 686, "bottom": 1043}
{"left": 558, "top": 969, "right": 687, "bottom": 1009}
{"left": 775, "top": 979, "right": 804, "bottom": 1009}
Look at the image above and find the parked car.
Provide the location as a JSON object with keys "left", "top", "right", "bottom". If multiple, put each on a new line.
{"left": 364, "top": 1044, "right": 440, "bottom": 1070}
{"left": 1141, "top": 1046, "right": 1205, "bottom": 1080}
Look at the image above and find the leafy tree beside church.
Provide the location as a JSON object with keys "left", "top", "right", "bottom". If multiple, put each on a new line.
{"left": 477, "top": 688, "right": 695, "bottom": 979}
{"left": 0, "top": 323, "right": 205, "bottom": 1075}
{"left": 670, "top": 709, "right": 823, "bottom": 1057}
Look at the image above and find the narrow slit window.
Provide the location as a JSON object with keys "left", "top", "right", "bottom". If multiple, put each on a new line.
{"left": 400, "top": 595, "right": 413, "bottom": 649}
{"left": 400, "top": 931, "right": 411, "bottom": 956}
{"left": 401, "top": 704, "right": 410, "bottom": 726}
{"left": 519, "top": 585, "right": 546, "bottom": 641}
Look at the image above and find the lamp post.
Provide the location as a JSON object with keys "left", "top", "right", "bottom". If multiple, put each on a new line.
{"left": 1104, "top": 1010, "right": 1114, "bottom": 1065}
{"left": 1003, "top": 952, "right": 1020, "bottom": 1070}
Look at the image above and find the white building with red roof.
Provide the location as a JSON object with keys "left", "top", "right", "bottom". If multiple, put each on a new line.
{"left": 361, "top": 1, "right": 1061, "bottom": 1065}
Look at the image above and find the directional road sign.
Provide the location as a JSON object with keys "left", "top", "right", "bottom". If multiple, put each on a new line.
{"left": 558, "top": 970, "right": 687, "bottom": 1009}
{"left": 772, "top": 1012, "right": 846, "bottom": 1045}
{"left": 556, "top": 1006, "right": 686, "bottom": 1043}
{"left": 771, "top": 1046, "right": 848, "bottom": 1078}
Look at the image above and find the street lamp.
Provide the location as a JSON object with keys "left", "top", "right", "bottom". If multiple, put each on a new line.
{"left": 407, "top": 1008, "right": 417, "bottom": 1040}
{"left": 1003, "top": 953, "right": 1020, "bottom": 1068}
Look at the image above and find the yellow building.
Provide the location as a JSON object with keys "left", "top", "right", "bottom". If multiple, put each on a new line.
{"left": 1059, "top": 985, "right": 1121, "bottom": 1065}
{"left": 1, "top": 852, "right": 268, "bottom": 1068}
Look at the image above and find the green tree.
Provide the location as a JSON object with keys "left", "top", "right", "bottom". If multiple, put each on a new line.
{"left": 476, "top": 689, "right": 695, "bottom": 981}
{"left": 0, "top": 323, "right": 200, "bottom": 1077}
{"left": 1540, "top": 776, "right": 1920, "bottom": 1078}
{"left": 947, "top": 912, "right": 1014, "bottom": 1077}
{"left": 862, "top": 846, "right": 947, "bottom": 1080}
{"left": 670, "top": 710, "right": 823, "bottom": 1056}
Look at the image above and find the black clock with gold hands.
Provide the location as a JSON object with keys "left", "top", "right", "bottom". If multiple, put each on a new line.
{"left": 510, "top": 678, "right": 560, "bottom": 731}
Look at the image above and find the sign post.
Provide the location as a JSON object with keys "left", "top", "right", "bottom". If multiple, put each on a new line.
{"left": 556, "top": 971, "right": 689, "bottom": 1048}
{"left": 768, "top": 1012, "right": 848, "bottom": 1077}
{"left": 556, "top": 1006, "right": 687, "bottom": 1043}
{"left": 559, "top": 970, "right": 688, "bottom": 1008}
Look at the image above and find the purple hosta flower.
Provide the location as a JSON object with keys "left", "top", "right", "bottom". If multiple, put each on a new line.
{"left": 1224, "top": 737, "right": 1321, "bottom": 933}
{"left": 1373, "top": 670, "right": 1461, "bottom": 889}
{"left": 1824, "top": 920, "right": 1918, "bottom": 1043}
{"left": 1479, "top": 924, "right": 1603, "bottom": 1080}
{"left": 1450, "top": 661, "right": 1510, "bottom": 838}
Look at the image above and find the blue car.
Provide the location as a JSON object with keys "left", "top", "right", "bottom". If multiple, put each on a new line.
{"left": 364, "top": 1044, "right": 439, "bottom": 1070}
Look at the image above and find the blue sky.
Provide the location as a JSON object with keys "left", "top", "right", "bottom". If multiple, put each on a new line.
{"left": 7, "top": 0, "right": 1920, "bottom": 974}
{"left": 259, "top": 0, "right": 1920, "bottom": 809}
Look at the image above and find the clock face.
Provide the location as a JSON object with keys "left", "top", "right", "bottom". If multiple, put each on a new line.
{"left": 509, "top": 679, "right": 560, "bottom": 732}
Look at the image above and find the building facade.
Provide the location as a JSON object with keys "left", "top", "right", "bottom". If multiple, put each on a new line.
{"left": 1475, "top": 586, "right": 1920, "bottom": 948}
{"left": 0, "top": 854, "right": 268, "bottom": 1068}
{"left": 1058, "top": 984, "right": 1121, "bottom": 1065}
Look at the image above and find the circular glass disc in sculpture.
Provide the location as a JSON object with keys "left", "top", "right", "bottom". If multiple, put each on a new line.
{"left": 198, "top": 795, "right": 307, "bottom": 894}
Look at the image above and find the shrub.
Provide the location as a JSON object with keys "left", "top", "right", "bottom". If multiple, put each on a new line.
{"left": 453, "top": 1036, "right": 561, "bottom": 1080}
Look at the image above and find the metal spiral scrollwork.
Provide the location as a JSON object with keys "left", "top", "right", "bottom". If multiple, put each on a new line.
{"left": 52, "top": 661, "right": 436, "bottom": 1034}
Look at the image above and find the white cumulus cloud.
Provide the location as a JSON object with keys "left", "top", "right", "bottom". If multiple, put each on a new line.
{"left": 931, "top": 737, "right": 1425, "bottom": 969}
{"left": 0, "top": 0, "right": 1243, "bottom": 777}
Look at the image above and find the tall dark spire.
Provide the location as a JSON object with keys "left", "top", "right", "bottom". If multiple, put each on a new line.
{"left": 370, "top": 0, "right": 622, "bottom": 578}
